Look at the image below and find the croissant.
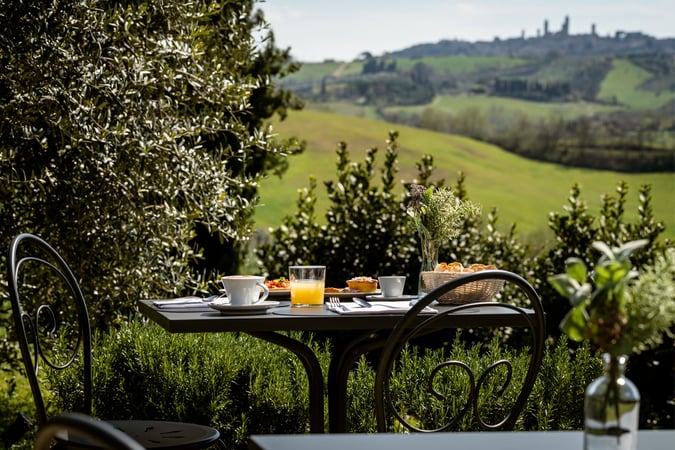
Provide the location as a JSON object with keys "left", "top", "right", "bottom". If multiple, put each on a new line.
{"left": 434, "top": 262, "right": 497, "bottom": 273}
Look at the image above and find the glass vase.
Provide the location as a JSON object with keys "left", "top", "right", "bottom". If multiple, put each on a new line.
{"left": 584, "top": 353, "right": 640, "bottom": 450}
{"left": 417, "top": 237, "right": 440, "bottom": 296}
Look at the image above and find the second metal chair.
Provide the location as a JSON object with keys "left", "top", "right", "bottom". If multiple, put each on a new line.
{"left": 374, "top": 270, "right": 546, "bottom": 432}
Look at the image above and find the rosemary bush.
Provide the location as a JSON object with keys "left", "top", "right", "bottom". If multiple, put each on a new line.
{"left": 346, "top": 335, "right": 598, "bottom": 433}
{"left": 49, "top": 318, "right": 327, "bottom": 449}
{"left": 31, "top": 319, "right": 598, "bottom": 450}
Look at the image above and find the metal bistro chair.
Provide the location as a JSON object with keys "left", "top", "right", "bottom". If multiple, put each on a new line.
{"left": 35, "top": 413, "right": 145, "bottom": 450}
{"left": 8, "top": 233, "right": 225, "bottom": 449}
{"left": 374, "top": 270, "right": 546, "bottom": 432}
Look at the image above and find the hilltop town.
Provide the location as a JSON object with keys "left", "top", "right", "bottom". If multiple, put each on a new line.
{"left": 390, "top": 16, "right": 675, "bottom": 58}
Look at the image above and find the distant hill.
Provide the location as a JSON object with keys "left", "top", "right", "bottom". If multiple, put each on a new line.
{"left": 388, "top": 16, "right": 674, "bottom": 59}
{"left": 391, "top": 33, "right": 675, "bottom": 59}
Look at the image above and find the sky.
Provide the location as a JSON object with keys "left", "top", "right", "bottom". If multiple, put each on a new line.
{"left": 259, "top": 0, "right": 675, "bottom": 62}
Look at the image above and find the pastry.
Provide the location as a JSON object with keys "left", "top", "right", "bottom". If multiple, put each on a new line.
{"left": 346, "top": 276, "right": 378, "bottom": 293}
{"left": 434, "top": 262, "right": 497, "bottom": 273}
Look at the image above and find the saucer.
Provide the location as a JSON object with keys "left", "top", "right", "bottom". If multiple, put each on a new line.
{"left": 208, "top": 300, "right": 281, "bottom": 315}
{"left": 365, "top": 294, "right": 418, "bottom": 302}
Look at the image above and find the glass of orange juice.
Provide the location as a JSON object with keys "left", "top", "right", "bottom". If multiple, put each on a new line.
{"left": 289, "top": 265, "right": 325, "bottom": 307}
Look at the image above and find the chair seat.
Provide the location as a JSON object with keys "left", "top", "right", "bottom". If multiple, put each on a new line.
{"left": 62, "top": 420, "right": 221, "bottom": 450}
{"left": 109, "top": 421, "right": 221, "bottom": 449}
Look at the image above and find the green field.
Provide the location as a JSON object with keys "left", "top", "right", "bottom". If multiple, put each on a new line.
{"left": 597, "top": 58, "right": 675, "bottom": 109}
{"left": 382, "top": 93, "right": 623, "bottom": 120}
{"left": 285, "top": 55, "right": 531, "bottom": 82}
{"left": 283, "top": 61, "right": 362, "bottom": 82}
{"left": 391, "top": 55, "right": 530, "bottom": 74}
{"left": 256, "top": 109, "right": 675, "bottom": 241}
{"left": 283, "top": 61, "right": 343, "bottom": 81}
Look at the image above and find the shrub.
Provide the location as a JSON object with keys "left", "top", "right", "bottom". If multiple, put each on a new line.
{"left": 257, "top": 131, "right": 421, "bottom": 288}
{"left": 0, "top": 372, "right": 35, "bottom": 447}
{"left": 49, "top": 317, "right": 327, "bottom": 449}
{"left": 346, "top": 334, "right": 598, "bottom": 433}
{"left": 42, "top": 321, "right": 599, "bottom": 450}
{"left": 536, "top": 181, "right": 667, "bottom": 334}
{"left": 528, "top": 336, "right": 598, "bottom": 430}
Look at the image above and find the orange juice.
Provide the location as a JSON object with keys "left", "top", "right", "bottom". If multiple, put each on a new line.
{"left": 290, "top": 280, "right": 324, "bottom": 306}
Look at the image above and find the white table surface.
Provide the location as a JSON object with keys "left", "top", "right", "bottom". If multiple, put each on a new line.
{"left": 248, "top": 430, "right": 675, "bottom": 450}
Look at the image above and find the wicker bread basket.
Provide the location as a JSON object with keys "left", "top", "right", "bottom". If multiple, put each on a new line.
{"left": 421, "top": 271, "right": 504, "bottom": 304}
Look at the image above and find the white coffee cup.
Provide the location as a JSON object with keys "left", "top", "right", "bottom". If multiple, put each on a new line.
{"left": 221, "top": 275, "right": 270, "bottom": 306}
{"left": 378, "top": 276, "right": 406, "bottom": 298}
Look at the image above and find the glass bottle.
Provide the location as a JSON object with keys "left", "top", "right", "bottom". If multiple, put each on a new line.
{"left": 584, "top": 353, "right": 640, "bottom": 450}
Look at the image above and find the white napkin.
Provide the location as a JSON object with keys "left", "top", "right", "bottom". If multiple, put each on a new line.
{"left": 151, "top": 297, "right": 210, "bottom": 309}
{"left": 330, "top": 301, "right": 437, "bottom": 315}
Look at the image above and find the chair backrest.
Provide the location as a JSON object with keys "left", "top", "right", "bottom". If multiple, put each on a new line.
{"left": 374, "top": 270, "right": 546, "bottom": 432}
{"left": 7, "top": 233, "right": 93, "bottom": 427}
{"left": 34, "top": 412, "right": 145, "bottom": 450}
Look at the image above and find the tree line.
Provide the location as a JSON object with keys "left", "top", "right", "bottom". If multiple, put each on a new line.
{"left": 381, "top": 106, "right": 674, "bottom": 172}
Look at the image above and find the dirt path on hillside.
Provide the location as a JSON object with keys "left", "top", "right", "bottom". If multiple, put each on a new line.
{"left": 333, "top": 62, "right": 348, "bottom": 77}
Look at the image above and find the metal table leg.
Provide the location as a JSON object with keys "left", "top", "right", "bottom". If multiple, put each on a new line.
{"left": 248, "top": 331, "right": 325, "bottom": 433}
{"left": 327, "top": 331, "right": 389, "bottom": 433}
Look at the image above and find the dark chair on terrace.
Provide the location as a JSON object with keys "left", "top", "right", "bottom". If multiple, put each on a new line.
{"left": 374, "top": 270, "right": 546, "bottom": 432}
{"left": 35, "top": 413, "right": 145, "bottom": 450}
{"left": 8, "top": 233, "right": 225, "bottom": 449}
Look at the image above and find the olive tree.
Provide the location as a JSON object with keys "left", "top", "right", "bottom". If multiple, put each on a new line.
{"left": 0, "top": 0, "right": 301, "bottom": 359}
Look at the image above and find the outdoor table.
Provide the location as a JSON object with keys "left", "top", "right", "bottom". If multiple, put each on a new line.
{"left": 138, "top": 300, "right": 539, "bottom": 433}
{"left": 248, "top": 430, "right": 675, "bottom": 450}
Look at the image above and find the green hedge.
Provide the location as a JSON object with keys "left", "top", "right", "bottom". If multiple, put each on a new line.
{"left": 345, "top": 335, "right": 598, "bottom": 432}
{"left": 36, "top": 318, "right": 599, "bottom": 450}
{"left": 92, "top": 319, "right": 324, "bottom": 448}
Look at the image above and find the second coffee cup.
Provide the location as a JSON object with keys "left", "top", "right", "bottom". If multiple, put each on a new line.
{"left": 378, "top": 276, "right": 406, "bottom": 297}
{"left": 221, "top": 275, "right": 269, "bottom": 306}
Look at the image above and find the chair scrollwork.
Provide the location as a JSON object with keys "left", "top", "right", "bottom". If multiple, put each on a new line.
{"left": 375, "top": 270, "right": 546, "bottom": 432}
{"left": 8, "top": 233, "right": 224, "bottom": 449}
{"left": 8, "top": 234, "right": 94, "bottom": 424}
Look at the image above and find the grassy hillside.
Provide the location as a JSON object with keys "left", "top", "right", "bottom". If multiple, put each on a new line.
{"left": 256, "top": 109, "right": 674, "bottom": 241}
{"left": 392, "top": 55, "right": 530, "bottom": 74}
{"left": 597, "top": 58, "right": 675, "bottom": 109}
{"left": 283, "top": 61, "right": 362, "bottom": 82}
{"left": 381, "top": 94, "right": 622, "bottom": 120}
{"left": 284, "top": 55, "right": 530, "bottom": 82}
{"left": 284, "top": 61, "right": 344, "bottom": 81}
